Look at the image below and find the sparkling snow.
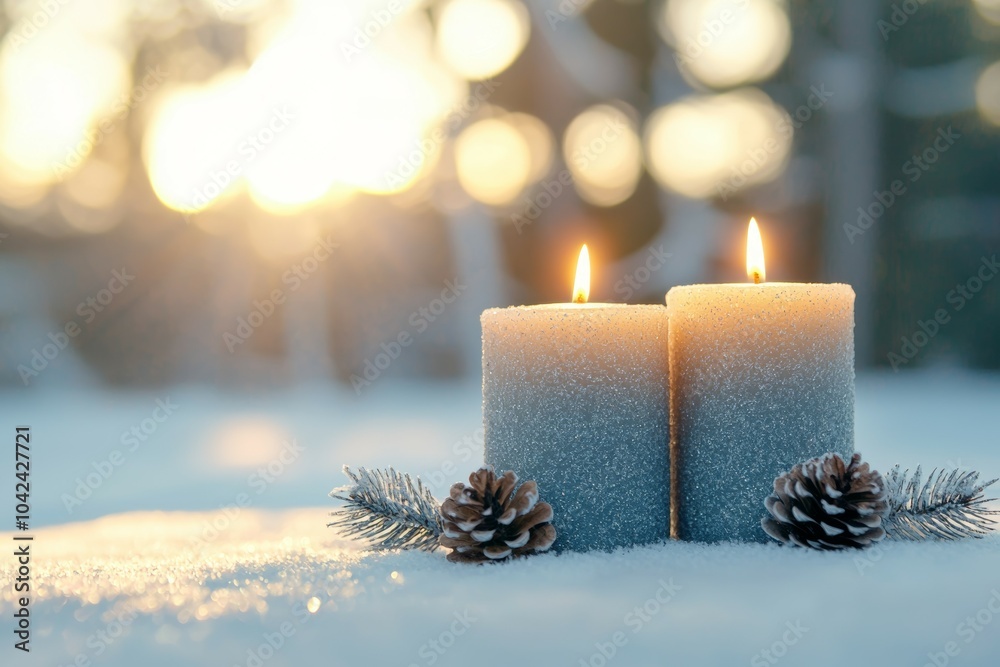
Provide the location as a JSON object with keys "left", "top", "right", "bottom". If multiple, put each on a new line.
{"left": 2, "top": 369, "right": 999, "bottom": 667}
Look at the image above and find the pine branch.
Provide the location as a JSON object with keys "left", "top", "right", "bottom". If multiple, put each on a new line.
{"left": 882, "top": 465, "right": 999, "bottom": 541}
{"left": 329, "top": 466, "right": 442, "bottom": 551}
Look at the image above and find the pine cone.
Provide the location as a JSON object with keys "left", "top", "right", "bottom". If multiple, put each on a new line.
{"left": 439, "top": 469, "right": 556, "bottom": 563}
{"left": 762, "top": 453, "right": 889, "bottom": 550}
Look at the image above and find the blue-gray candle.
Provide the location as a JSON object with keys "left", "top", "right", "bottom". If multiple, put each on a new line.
{"left": 482, "top": 303, "right": 670, "bottom": 552}
{"left": 666, "top": 280, "right": 855, "bottom": 543}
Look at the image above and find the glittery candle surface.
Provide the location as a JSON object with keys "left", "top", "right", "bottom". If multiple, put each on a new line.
{"left": 482, "top": 304, "right": 670, "bottom": 552}
{"left": 667, "top": 283, "right": 855, "bottom": 543}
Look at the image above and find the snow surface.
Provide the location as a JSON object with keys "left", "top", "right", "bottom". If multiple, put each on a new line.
{"left": 2, "top": 369, "right": 1000, "bottom": 666}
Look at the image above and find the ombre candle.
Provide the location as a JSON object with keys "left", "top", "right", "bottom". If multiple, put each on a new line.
{"left": 667, "top": 220, "right": 855, "bottom": 543}
{"left": 483, "top": 246, "right": 671, "bottom": 552}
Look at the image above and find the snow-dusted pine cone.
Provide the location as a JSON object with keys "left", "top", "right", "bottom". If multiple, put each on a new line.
{"left": 762, "top": 453, "right": 889, "bottom": 550}
{"left": 439, "top": 469, "right": 556, "bottom": 563}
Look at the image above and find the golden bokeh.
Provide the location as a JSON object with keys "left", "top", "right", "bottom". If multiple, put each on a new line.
{"left": 0, "top": 33, "right": 130, "bottom": 186}
{"left": 975, "top": 61, "right": 1000, "bottom": 126}
{"left": 436, "top": 0, "right": 530, "bottom": 80}
{"left": 563, "top": 104, "right": 643, "bottom": 207}
{"left": 454, "top": 117, "right": 532, "bottom": 206}
{"left": 973, "top": 0, "right": 1000, "bottom": 25}
{"left": 62, "top": 158, "right": 127, "bottom": 210}
{"left": 659, "top": 0, "right": 791, "bottom": 89}
{"left": 143, "top": 1, "right": 467, "bottom": 214}
{"left": 143, "top": 71, "right": 248, "bottom": 214}
{"left": 644, "top": 88, "right": 792, "bottom": 199}
{"left": 508, "top": 112, "right": 555, "bottom": 182}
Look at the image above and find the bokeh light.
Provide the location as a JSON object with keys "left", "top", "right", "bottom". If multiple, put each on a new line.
{"left": 454, "top": 117, "right": 532, "bottom": 206}
{"left": 143, "top": 71, "right": 249, "bottom": 214}
{"left": 207, "top": 417, "right": 293, "bottom": 470}
{"left": 436, "top": 0, "right": 530, "bottom": 80}
{"left": 975, "top": 61, "right": 1000, "bottom": 126}
{"left": 508, "top": 112, "right": 555, "bottom": 182}
{"left": 0, "top": 33, "right": 130, "bottom": 187}
{"left": 144, "top": 0, "right": 467, "bottom": 214}
{"left": 62, "top": 157, "right": 127, "bottom": 210}
{"left": 659, "top": 0, "right": 791, "bottom": 89}
{"left": 973, "top": 0, "right": 1000, "bottom": 25}
{"left": 644, "top": 88, "right": 792, "bottom": 199}
{"left": 563, "top": 104, "right": 643, "bottom": 207}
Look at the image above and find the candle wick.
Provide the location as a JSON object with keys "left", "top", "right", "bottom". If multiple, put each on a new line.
{"left": 573, "top": 295, "right": 586, "bottom": 304}
{"left": 753, "top": 272, "right": 762, "bottom": 285}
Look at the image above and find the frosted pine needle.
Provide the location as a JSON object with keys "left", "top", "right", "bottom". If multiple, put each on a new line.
{"left": 882, "top": 465, "right": 998, "bottom": 541}
{"left": 329, "top": 466, "right": 442, "bottom": 551}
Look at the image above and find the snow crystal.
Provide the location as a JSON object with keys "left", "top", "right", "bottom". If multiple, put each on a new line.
{"left": 667, "top": 283, "right": 855, "bottom": 543}
{"left": 482, "top": 305, "right": 670, "bottom": 552}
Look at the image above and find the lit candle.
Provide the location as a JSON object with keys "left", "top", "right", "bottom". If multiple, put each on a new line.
{"left": 666, "top": 219, "right": 855, "bottom": 543}
{"left": 483, "top": 246, "right": 670, "bottom": 552}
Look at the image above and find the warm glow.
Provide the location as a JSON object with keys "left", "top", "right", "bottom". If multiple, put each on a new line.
{"left": 454, "top": 118, "right": 532, "bottom": 206}
{"left": 143, "top": 71, "right": 248, "bottom": 213}
{"left": 563, "top": 104, "right": 643, "bottom": 207}
{"left": 437, "top": 0, "right": 530, "bottom": 80}
{"left": 973, "top": 0, "right": 1000, "bottom": 25}
{"left": 573, "top": 245, "right": 591, "bottom": 304}
{"left": 241, "top": 6, "right": 462, "bottom": 200}
{"left": 659, "top": 0, "right": 791, "bottom": 89}
{"left": 644, "top": 89, "right": 792, "bottom": 199}
{"left": 144, "top": 0, "right": 466, "bottom": 214}
{"left": 208, "top": 417, "right": 293, "bottom": 469}
{"left": 746, "top": 218, "right": 765, "bottom": 284}
{"left": 509, "top": 112, "right": 555, "bottom": 182}
{"left": 0, "top": 33, "right": 130, "bottom": 188}
{"left": 975, "top": 61, "right": 1000, "bottom": 126}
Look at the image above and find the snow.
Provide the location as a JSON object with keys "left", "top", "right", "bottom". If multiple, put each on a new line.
{"left": 2, "top": 369, "right": 1000, "bottom": 666}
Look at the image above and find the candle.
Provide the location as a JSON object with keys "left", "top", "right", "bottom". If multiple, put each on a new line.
{"left": 483, "top": 246, "right": 670, "bottom": 552}
{"left": 666, "top": 219, "right": 855, "bottom": 543}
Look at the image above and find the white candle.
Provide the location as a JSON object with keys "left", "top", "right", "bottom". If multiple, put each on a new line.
{"left": 666, "top": 220, "right": 855, "bottom": 543}
{"left": 483, "top": 246, "right": 670, "bottom": 551}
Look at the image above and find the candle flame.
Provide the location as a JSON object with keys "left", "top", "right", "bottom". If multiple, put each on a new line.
{"left": 573, "top": 244, "right": 590, "bottom": 303}
{"left": 746, "top": 218, "right": 765, "bottom": 284}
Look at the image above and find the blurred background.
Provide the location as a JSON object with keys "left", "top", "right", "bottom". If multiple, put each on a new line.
{"left": 1, "top": 0, "right": 999, "bottom": 525}
{"left": 1, "top": 0, "right": 1000, "bottom": 386}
